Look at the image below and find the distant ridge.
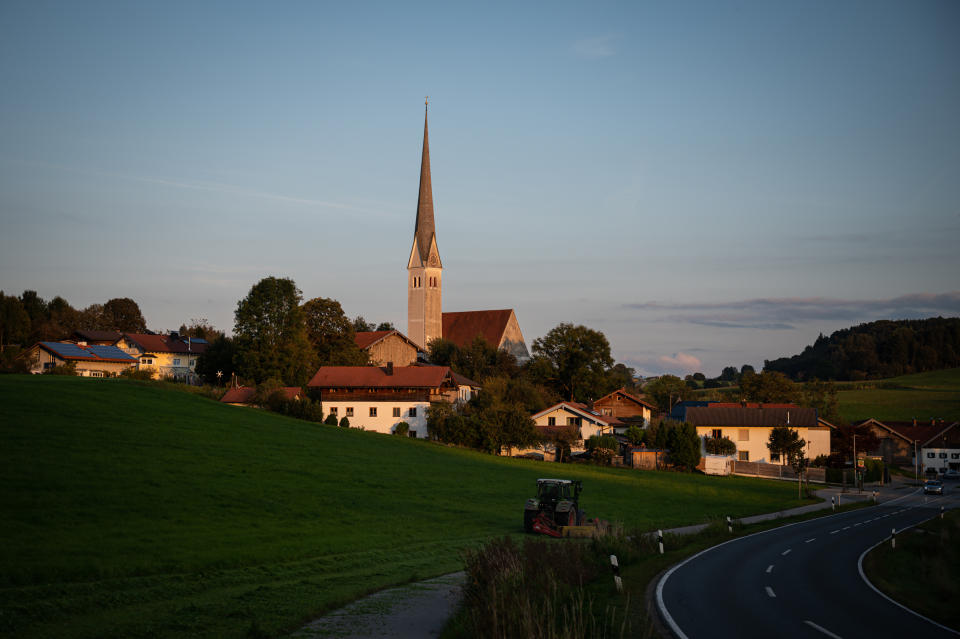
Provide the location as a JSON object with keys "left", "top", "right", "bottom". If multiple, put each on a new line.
{"left": 763, "top": 317, "right": 960, "bottom": 381}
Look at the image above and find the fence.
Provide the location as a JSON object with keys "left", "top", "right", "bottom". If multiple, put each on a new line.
{"left": 731, "top": 460, "right": 826, "bottom": 484}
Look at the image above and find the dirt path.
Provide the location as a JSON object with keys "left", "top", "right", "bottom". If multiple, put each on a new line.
{"left": 290, "top": 572, "right": 465, "bottom": 639}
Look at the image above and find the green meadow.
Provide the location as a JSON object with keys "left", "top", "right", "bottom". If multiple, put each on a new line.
{"left": 835, "top": 368, "right": 960, "bottom": 423}
{"left": 1, "top": 375, "right": 811, "bottom": 638}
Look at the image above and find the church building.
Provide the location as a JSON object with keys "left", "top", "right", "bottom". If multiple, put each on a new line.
{"left": 406, "top": 101, "right": 529, "bottom": 360}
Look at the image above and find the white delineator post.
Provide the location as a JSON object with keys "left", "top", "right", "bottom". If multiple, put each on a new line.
{"left": 891, "top": 528, "right": 896, "bottom": 549}
{"left": 658, "top": 530, "right": 664, "bottom": 555}
{"left": 727, "top": 516, "right": 732, "bottom": 534}
{"left": 831, "top": 496, "right": 836, "bottom": 511}
{"left": 610, "top": 554, "right": 622, "bottom": 593}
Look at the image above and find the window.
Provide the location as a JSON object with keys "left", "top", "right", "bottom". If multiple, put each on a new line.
{"left": 329, "top": 407, "right": 338, "bottom": 415}
{"left": 141, "top": 358, "right": 153, "bottom": 365}
{"left": 952, "top": 453, "right": 959, "bottom": 459}
{"left": 173, "top": 358, "right": 181, "bottom": 366}
{"left": 393, "top": 407, "right": 401, "bottom": 417}
{"left": 189, "top": 359, "right": 196, "bottom": 368}
{"left": 346, "top": 407, "right": 354, "bottom": 417}
{"left": 711, "top": 429, "right": 722, "bottom": 439}
{"left": 738, "top": 451, "right": 750, "bottom": 461}
{"left": 409, "top": 430, "right": 417, "bottom": 438}
{"left": 369, "top": 407, "right": 377, "bottom": 417}
{"left": 89, "top": 371, "right": 104, "bottom": 378}
{"left": 928, "top": 452, "right": 936, "bottom": 458}
{"left": 566, "top": 417, "right": 582, "bottom": 426}
{"left": 548, "top": 417, "right": 556, "bottom": 426}
{"left": 409, "top": 407, "right": 417, "bottom": 417}
{"left": 738, "top": 429, "right": 749, "bottom": 441}
{"left": 939, "top": 453, "right": 948, "bottom": 458}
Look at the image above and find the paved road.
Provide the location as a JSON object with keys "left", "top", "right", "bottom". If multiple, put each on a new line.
{"left": 657, "top": 485, "right": 960, "bottom": 639}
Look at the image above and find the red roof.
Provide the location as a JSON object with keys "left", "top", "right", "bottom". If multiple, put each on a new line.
{"left": 308, "top": 366, "right": 453, "bottom": 389}
{"left": 532, "top": 401, "right": 622, "bottom": 426}
{"left": 122, "top": 333, "right": 208, "bottom": 355}
{"left": 220, "top": 386, "right": 301, "bottom": 404}
{"left": 442, "top": 310, "right": 514, "bottom": 349}
{"left": 220, "top": 387, "right": 256, "bottom": 403}
{"left": 685, "top": 406, "right": 818, "bottom": 428}
{"left": 860, "top": 419, "right": 958, "bottom": 447}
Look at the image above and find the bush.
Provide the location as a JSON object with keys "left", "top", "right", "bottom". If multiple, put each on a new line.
{"left": 120, "top": 368, "right": 155, "bottom": 381}
{"left": 704, "top": 435, "right": 736, "bottom": 456}
{"left": 339, "top": 416, "right": 350, "bottom": 428}
{"left": 43, "top": 362, "right": 77, "bottom": 376}
{"left": 324, "top": 413, "right": 338, "bottom": 426}
{"left": 394, "top": 421, "right": 409, "bottom": 436}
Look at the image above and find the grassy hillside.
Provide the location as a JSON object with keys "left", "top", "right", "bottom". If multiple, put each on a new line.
{"left": 835, "top": 367, "right": 960, "bottom": 423}
{"left": 0, "top": 376, "right": 811, "bottom": 638}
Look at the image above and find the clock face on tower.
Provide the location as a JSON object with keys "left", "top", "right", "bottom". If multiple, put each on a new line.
{"left": 428, "top": 254, "right": 440, "bottom": 268}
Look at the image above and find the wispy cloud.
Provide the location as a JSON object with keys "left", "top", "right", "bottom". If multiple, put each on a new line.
{"left": 573, "top": 35, "right": 618, "bottom": 59}
{"left": 625, "top": 292, "right": 960, "bottom": 330}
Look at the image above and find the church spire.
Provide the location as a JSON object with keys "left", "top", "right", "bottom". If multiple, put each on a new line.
{"left": 414, "top": 97, "right": 437, "bottom": 263}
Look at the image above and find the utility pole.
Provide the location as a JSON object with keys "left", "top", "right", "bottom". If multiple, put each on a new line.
{"left": 853, "top": 434, "right": 859, "bottom": 493}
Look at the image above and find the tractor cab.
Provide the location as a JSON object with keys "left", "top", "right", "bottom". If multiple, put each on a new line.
{"left": 524, "top": 478, "right": 583, "bottom": 533}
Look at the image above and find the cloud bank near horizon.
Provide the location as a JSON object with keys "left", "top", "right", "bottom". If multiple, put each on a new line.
{"left": 624, "top": 292, "right": 960, "bottom": 331}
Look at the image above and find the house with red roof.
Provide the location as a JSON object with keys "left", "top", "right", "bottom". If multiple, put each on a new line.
{"left": 21, "top": 341, "right": 137, "bottom": 377}
{"left": 592, "top": 388, "right": 657, "bottom": 425}
{"left": 115, "top": 332, "right": 208, "bottom": 382}
{"left": 219, "top": 386, "right": 302, "bottom": 406}
{"left": 307, "top": 364, "right": 467, "bottom": 437}
{"left": 354, "top": 330, "right": 420, "bottom": 367}
{"left": 855, "top": 418, "right": 960, "bottom": 470}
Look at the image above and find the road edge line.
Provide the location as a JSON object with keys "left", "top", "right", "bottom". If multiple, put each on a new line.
{"left": 857, "top": 512, "right": 960, "bottom": 636}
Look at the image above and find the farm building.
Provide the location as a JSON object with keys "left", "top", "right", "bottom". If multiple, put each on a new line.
{"left": 21, "top": 341, "right": 137, "bottom": 377}
{"left": 354, "top": 330, "right": 420, "bottom": 367}
{"left": 592, "top": 388, "right": 657, "bottom": 426}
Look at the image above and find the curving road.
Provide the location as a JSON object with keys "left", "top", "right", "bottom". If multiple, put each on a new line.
{"left": 657, "top": 486, "right": 960, "bottom": 639}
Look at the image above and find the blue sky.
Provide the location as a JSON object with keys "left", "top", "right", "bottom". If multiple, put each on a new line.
{"left": 2, "top": 1, "right": 958, "bottom": 376}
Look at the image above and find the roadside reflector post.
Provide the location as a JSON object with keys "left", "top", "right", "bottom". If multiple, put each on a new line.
{"left": 873, "top": 490, "right": 877, "bottom": 503}
{"left": 831, "top": 496, "right": 835, "bottom": 511}
{"left": 658, "top": 529, "right": 664, "bottom": 555}
{"left": 610, "top": 554, "right": 622, "bottom": 593}
{"left": 891, "top": 528, "right": 896, "bottom": 549}
{"left": 942, "top": 506, "right": 945, "bottom": 520}
{"left": 727, "top": 516, "right": 733, "bottom": 534}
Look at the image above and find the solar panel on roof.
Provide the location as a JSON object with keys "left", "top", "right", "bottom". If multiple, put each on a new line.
{"left": 188, "top": 338, "right": 208, "bottom": 344}
{"left": 87, "top": 345, "right": 136, "bottom": 360}
{"left": 42, "top": 342, "right": 93, "bottom": 358}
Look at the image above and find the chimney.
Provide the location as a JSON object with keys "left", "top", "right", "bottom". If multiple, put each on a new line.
{"left": 386, "top": 362, "right": 394, "bottom": 375}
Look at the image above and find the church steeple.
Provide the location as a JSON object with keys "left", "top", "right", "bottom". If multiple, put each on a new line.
{"left": 407, "top": 97, "right": 443, "bottom": 351}
{"left": 414, "top": 99, "right": 438, "bottom": 264}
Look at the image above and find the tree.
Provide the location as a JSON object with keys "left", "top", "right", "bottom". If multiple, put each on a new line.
{"left": 670, "top": 422, "right": 701, "bottom": 471}
{"left": 832, "top": 422, "right": 880, "bottom": 460}
{"left": 705, "top": 435, "right": 737, "bottom": 456}
{"left": 76, "top": 304, "right": 105, "bottom": 331}
{"left": 195, "top": 335, "right": 236, "bottom": 385}
{"left": 179, "top": 318, "right": 223, "bottom": 342}
{"left": 643, "top": 375, "right": 690, "bottom": 412}
{"left": 394, "top": 421, "right": 409, "bottom": 436}
{"left": 0, "top": 292, "right": 31, "bottom": 351}
{"left": 767, "top": 426, "right": 805, "bottom": 465}
{"left": 233, "top": 277, "right": 315, "bottom": 386}
{"left": 376, "top": 321, "right": 395, "bottom": 331}
{"left": 353, "top": 316, "right": 375, "bottom": 332}
{"left": 40, "top": 296, "right": 79, "bottom": 341}
{"left": 739, "top": 371, "right": 797, "bottom": 403}
{"left": 720, "top": 366, "right": 739, "bottom": 382}
{"left": 102, "top": 297, "right": 148, "bottom": 332}
{"left": 302, "top": 297, "right": 367, "bottom": 366}
{"left": 427, "top": 338, "right": 459, "bottom": 367}
{"left": 339, "top": 416, "right": 350, "bottom": 428}
{"left": 19, "top": 290, "right": 47, "bottom": 329}
{"left": 625, "top": 424, "right": 646, "bottom": 446}
{"left": 531, "top": 323, "right": 614, "bottom": 401}
{"left": 740, "top": 364, "right": 755, "bottom": 376}
{"left": 800, "top": 378, "right": 840, "bottom": 423}
{"left": 324, "top": 413, "right": 338, "bottom": 426}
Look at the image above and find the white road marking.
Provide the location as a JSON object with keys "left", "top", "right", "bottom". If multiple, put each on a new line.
{"left": 805, "top": 620, "right": 844, "bottom": 638}
{"left": 843, "top": 526, "right": 851, "bottom": 530}
{"left": 805, "top": 538, "right": 816, "bottom": 543}
{"left": 766, "top": 564, "right": 774, "bottom": 573}
{"left": 830, "top": 530, "right": 839, "bottom": 534}
{"left": 781, "top": 549, "right": 792, "bottom": 556}
{"left": 854, "top": 522, "right": 862, "bottom": 527}
{"left": 766, "top": 586, "right": 776, "bottom": 598}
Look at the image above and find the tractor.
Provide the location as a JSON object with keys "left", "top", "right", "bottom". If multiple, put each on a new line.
{"left": 523, "top": 478, "right": 583, "bottom": 536}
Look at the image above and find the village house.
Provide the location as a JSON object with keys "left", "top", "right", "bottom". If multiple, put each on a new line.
{"left": 854, "top": 418, "right": 960, "bottom": 471}
{"left": 21, "top": 341, "right": 137, "bottom": 377}
{"left": 307, "top": 364, "right": 476, "bottom": 438}
{"left": 681, "top": 404, "right": 831, "bottom": 463}
{"left": 115, "top": 332, "right": 207, "bottom": 382}
{"left": 70, "top": 329, "right": 123, "bottom": 345}
{"left": 354, "top": 330, "right": 420, "bottom": 367}
{"left": 591, "top": 388, "right": 657, "bottom": 429}
{"left": 498, "top": 401, "right": 623, "bottom": 461}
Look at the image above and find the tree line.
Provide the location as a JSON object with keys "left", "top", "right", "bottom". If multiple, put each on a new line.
{"left": 763, "top": 317, "right": 960, "bottom": 381}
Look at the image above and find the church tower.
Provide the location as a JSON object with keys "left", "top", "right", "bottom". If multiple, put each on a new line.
{"left": 407, "top": 99, "right": 443, "bottom": 351}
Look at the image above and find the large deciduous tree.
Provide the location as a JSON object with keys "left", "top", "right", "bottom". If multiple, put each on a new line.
{"left": 642, "top": 375, "right": 690, "bottom": 412}
{"left": 531, "top": 323, "right": 614, "bottom": 401}
{"left": 302, "top": 297, "right": 367, "bottom": 366}
{"left": 739, "top": 370, "right": 797, "bottom": 403}
{"left": 102, "top": 297, "right": 148, "bottom": 332}
{"left": 0, "top": 292, "right": 31, "bottom": 351}
{"left": 233, "top": 277, "right": 315, "bottom": 385}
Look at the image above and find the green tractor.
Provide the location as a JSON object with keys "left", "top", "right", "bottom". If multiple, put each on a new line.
{"left": 523, "top": 478, "right": 583, "bottom": 535}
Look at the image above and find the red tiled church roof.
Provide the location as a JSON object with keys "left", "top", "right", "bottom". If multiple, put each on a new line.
{"left": 442, "top": 310, "right": 513, "bottom": 349}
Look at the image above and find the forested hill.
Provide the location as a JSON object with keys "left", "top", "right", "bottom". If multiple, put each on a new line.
{"left": 763, "top": 317, "right": 960, "bottom": 381}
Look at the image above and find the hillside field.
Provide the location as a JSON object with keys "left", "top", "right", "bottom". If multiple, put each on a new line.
{"left": 1, "top": 376, "right": 812, "bottom": 638}
{"left": 835, "top": 368, "right": 960, "bottom": 423}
